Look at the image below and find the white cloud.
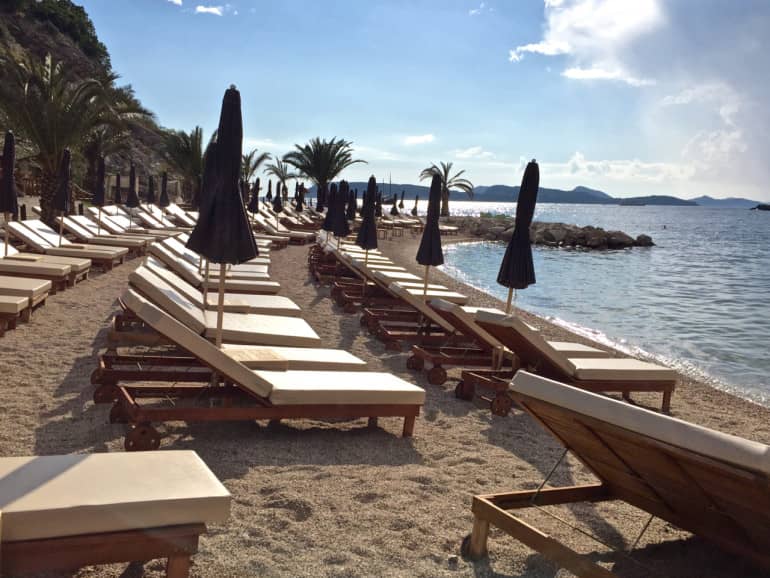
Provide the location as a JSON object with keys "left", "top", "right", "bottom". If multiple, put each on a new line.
{"left": 195, "top": 5, "right": 223, "bottom": 15}
{"left": 469, "top": 2, "right": 485, "bottom": 16}
{"left": 509, "top": 0, "right": 663, "bottom": 87}
{"left": 544, "top": 151, "right": 695, "bottom": 183}
{"left": 454, "top": 146, "right": 495, "bottom": 160}
{"left": 167, "top": 0, "right": 182, "bottom": 5}
{"left": 403, "top": 134, "right": 435, "bottom": 146}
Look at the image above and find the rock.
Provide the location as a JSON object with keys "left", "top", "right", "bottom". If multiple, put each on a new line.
{"left": 499, "top": 227, "right": 514, "bottom": 242}
{"left": 635, "top": 234, "right": 654, "bottom": 246}
{"left": 448, "top": 555, "right": 459, "bottom": 569}
{"left": 607, "top": 230, "right": 634, "bottom": 249}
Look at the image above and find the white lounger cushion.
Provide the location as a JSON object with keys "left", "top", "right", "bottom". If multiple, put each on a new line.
{"left": 511, "top": 371, "right": 770, "bottom": 476}
{"left": 0, "top": 275, "right": 52, "bottom": 298}
{"left": 569, "top": 357, "right": 677, "bottom": 381}
{"left": 129, "top": 266, "right": 319, "bottom": 346}
{"left": 22, "top": 220, "right": 128, "bottom": 257}
{"left": 548, "top": 341, "right": 608, "bottom": 358}
{"left": 221, "top": 344, "right": 367, "bottom": 371}
{"left": 0, "top": 259, "right": 70, "bottom": 276}
{"left": 0, "top": 294, "right": 28, "bottom": 314}
{"left": 264, "top": 370, "right": 426, "bottom": 405}
{"left": 144, "top": 257, "right": 301, "bottom": 317}
{"left": 0, "top": 451, "right": 230, "bottom": 542}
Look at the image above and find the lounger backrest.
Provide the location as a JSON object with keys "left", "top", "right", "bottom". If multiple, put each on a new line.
{"left": 22, "top": 220, "right": 75, "bottom": 248}
{"left": 388, "top": 282, "right": 455, "bottom": 332}
{"left": 129, "top": 265, "right": 207, "bottom": 333}
{"left": 122, "top": 288, "right": 272, "bottom": 398}
{"left": 147, "top": 242, "right": 202, "bottom": 287}
{"left": 144, "top": 256, "right": 206, "bottom": 307}
{"left": 134, "top": 210, "right": 164, "bottom": 229}
{"left": 166, "top": 204, "right": 196, "bottom": 226}
{"left": 509, "top": 371, "right": 770, "bottom": 560}
{"left": 0, "top": 241, "right": 21, "bottom": 257}
{"left": 429, "top": 298, "right": 502, "bottom": 350}
{"left": 71, "top": 215, "right": 103, "bottom": 235}
{"left": 7, "top": 221, "right": 51, "bottom": 251}
{"left": 86, "top": 208, "right": 125, "bottom": 234}
{"left": 57, "top": 216, "right": 94, "bottom": 241}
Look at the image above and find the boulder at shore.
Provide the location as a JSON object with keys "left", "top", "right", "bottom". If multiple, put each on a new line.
{"left": 442, "top": 216, "right": 654, "bottom": 249}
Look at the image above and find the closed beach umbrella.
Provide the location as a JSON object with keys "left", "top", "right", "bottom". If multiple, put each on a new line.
{"left": 322, "top": 183, "right": 337, "bottom": 232}
{"left": 53, "top": 149, "right": 72, "bottom": 246}
{"left": 159, "top": 172, "right": 170, "bottom": 208}
{"left": 0, "top": 131, "right": 19, "bottom": 256}
{"left": 92, "top": 155, "right": 106, "bottom": 235}
{"left": 346, "top": 186, "right": 356, "bottom": 221}
{"left": 355, "top": 176, "right": 378, "bottom": 259}
{"left": 416, "top": 174, "right": 444, "bottom": 296}
{"left": 114, "top": 172, "right": 122, "bottom": 205}
{"left": 316, "top": 183, "right": 327, "bottom": 213}
{"left": 240, "top": 178, "right": 248, "bottom": 203}
{"left": 411, "top": 195, "right": 419, "bottom": 216}
{"left": 266, "top": 179, "right": 273, "bottom": 202}
{"left": 147, "top": 175, "right": 156, "bottom": 205}
{"left": 399, "top": 190, "right": 405, "bottom": 209}
{"left": 333, "top": 180, "right": 351, "bottom": 243}
{"left": 375, "top": 190, "right": 383, "bottom": 217}
{"left": 390, "top": 195, "right": 399, "bottom": 216}
{"left": 186, "top": 86, "right": 257, "bottom": 347}
{"left": 272, "top": 183, "right": 284, "bottom": 213}
{"left": 497, "top": 159, "right": 539, "bottom": 313}
{"left": 191, "top": 175, "right": 202, "bottom": 210}
{"left": 247, "top": 178, "right": 260, "bottom": 214}
{"left": 296, "top": 183, "right": 305, "bottom": 212}
{"left": 125, "top": 163, "right": 140, "bottom": 231}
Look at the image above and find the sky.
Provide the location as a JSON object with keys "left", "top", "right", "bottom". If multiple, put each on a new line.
{"left": 80, "top": 0, "right": 770, "bottom": 200}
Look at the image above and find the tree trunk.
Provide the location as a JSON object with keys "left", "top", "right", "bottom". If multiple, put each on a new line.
{"left": 440, "top": 189, "right": 450, "bottom": 216}
{"left": 38, "top": 171, "right": 58, "bottom": 227}
{"left": 84, "top": 156, "right": 98, "bottom": 199}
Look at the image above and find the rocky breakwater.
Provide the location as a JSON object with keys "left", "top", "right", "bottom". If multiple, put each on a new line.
{"left": 443, "top": 216, "right": 654, "bottom": 250}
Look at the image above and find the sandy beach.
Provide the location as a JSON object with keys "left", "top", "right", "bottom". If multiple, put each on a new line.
{"left": 2, "top": 236, "right": 769, "bottom": 578}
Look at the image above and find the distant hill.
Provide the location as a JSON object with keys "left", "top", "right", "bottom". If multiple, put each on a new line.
{"left": 305, "top": 183, "right": 756, "bottom": 208}
{"left": 690, "top": 195, "right": 760, "bottom": 208}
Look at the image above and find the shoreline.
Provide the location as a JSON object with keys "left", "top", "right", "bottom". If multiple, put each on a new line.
{"left": 376, "top": 233, "right": 770, "bottom": 439}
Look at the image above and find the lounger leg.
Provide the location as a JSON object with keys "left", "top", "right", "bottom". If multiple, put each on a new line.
{"left": 166, "top": 554, "right": 192, "bottom": 578}
{"left": 622, "top": 392, "right": 632, "bottom": 403}
{"left": 662, "top": 390, "right": 672, "bottom": 413}
{"left": 402, "top": 415, "right": 416, "bottom": 437}
{"left": 367, "top": 417, "right": 378, "bottom": 429}
{"left": 467, "top": 517, "right": 490, "bottom": 560}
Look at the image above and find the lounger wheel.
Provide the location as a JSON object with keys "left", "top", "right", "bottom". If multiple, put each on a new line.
{"left": 490, "top": 393, "right": 513, "bottom": 417}
{"left": 109, "top": 403, "right": 129, "bottom": 424}
{"left": 455, "top": 381, "right": 475, "bottom": 401}
{"left": 385, "top": 341, "right": 401, "bottom": 352}
{"left": 427, "top": 366, "right": 448, "bottom": 385}
{"left": 406, "top": 355, "right": 424, "bottom": 371}
{"left": 124, "top": 423, "right": 162, "bottom": 451}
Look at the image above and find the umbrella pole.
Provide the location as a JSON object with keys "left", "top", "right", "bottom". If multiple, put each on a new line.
{"left": 97, "top": 207, "right": 102, "bottom": 236}
{"left": 202, "top": 259, "right": 210, "bottom": 307}
{"left": 215, "top": 264, "right": 226, "bottom": 348}
{"left": 58, "top": 215, "right": 64, "bottom": 247}
{"left": 422, "top": 265, "right": 430, "bottom": 298}
{"left": 3, "top": 211, "right": 8, "bottom": 256}
{"left": 505, "top": 287, "right": 515, "bottom": 315}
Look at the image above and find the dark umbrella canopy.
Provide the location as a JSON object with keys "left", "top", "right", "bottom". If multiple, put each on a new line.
{"left": 355, "top": 176, "right": 378, "bottom": 250}
{"left": 272, "top": 183, "right": 284, "bottom": 212}
{"left": 147, "top": 175, "right": 156, "bottom": 204}
{"left": 191, "top": 175, "right": 202, "bottom": 209}
{"left": 333, "top": 180, "right": 351, "bottom": 238}
{"left": 114, "top": 173, "right": 122, "bottom": 204}
{"left": 0, "top": 131, "right": 19, "bottom": 216}
{"left": 296, "top": 183, "right": 305, "bottom": 212}
{"left": 399, "top": 190, "right": 405, "bottom": 209}
{"left": 125, "top": 163, "right": 140, "bottom": 208}
{"left": 375, "top": 190, "right": 383, "bottom": 217}
{"left": 416, "top": 174, "right": 444, "bottom": 267}
{"left": 186, "top": 86, "right": 257, "bottom": 264}
{"left": 411, "top": 195, "right": 419, "bottom": 216}
{"left": 497, "top": 160, "right": 539, "bottom": 289}
{"left": 266, "top": 179, "right": 273, "bottom": 201}
{"left": 92, "top": 156, "right": 106, "bottom": 208}
{"left": 247, "top": 178, "right": 260, "bottom": 213}
{"left": 52, "top": 149, "right": 71, "bottom": 213}
{"left": 159, "top": 172, "right": 170, "bottom": 207}
{"left": 390, "top": 195, "right": 399, "bottom": 216}
{"left": 316, "top": 183, "right": 327, "bottom": 212}
{"left": 322, "top": 183, "right": 337, "bottom": 231}
{"left": 346, "top": 187, "right": 356, "bottom": 221}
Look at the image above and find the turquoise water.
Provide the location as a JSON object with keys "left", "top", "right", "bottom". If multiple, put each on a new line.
{"left": 430, "top": 201, "right": 770, "bottom": 405}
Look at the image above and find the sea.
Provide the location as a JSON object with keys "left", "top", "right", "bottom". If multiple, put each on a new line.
{"left": 412, "top": 200, "right": 770, "bottom": 406}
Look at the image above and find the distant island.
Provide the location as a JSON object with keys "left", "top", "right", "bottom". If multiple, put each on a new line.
{"left": 307, "top": 183, "right": 760, "bottom": 208}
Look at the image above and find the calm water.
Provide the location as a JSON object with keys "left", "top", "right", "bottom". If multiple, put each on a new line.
{"left": 426, "top": 201, "right": 770, "bottom": 405}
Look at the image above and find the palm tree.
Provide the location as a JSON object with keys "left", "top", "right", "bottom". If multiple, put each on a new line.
{"left": 241, "top": 149, "right": 271, "bottom": 183}
{"left": 163, "top": 126, "right": 204, "bottom": 202}
{"left": 419, "top": 161, "right": 473, "bottom": 216}
{"left": 264, "top": 159, "right": 298, "bottom": 201}
{"left": 283, "top": 137, "right": 366, "bottom": 203}
{"left": 0, "top": 53, "right": 151, "bottom": 222}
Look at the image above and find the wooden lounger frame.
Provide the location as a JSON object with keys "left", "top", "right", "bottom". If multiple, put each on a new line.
{"left": 477, "top": 319, "right": 675, "bottom": 412}
{"left": 464, "top": 386, "right": 770, "bottom": 575}
{"left": 2, "top": 523, "right": 206, "bottom": 577}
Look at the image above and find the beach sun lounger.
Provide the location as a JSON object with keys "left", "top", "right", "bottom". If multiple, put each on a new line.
{"left": 0, "top": 450, "right": 229, "bottom": 576}
{"left": 125, "top": 264, "right": 318, "bottom": 346}
{"left": 87, "top": 206, "right": 174, "bottom": 239}
{"left": 165, "top": 203, "right": 197, "bottom": 227}
{"left": 58, "top": 214, "right": 148, "bottom": 255}
{"left": 8, "top": 220, "right": 128, "bottom": 271}
{"left": 149, "top": 242, "right": 280, "bottom": 294}
{"left": 0, "top": 245, "right": 71, "bottom": 293}
{"left": 93, "top": 288, "right": 425, "bottom": 449}
{"left": 463, "top": 371, "right": 770, "bottom": 575}
{"left": 475, "top": 310, "right": 677, "bottom": 412}
{"left": 0, "top": 293, "right": 32, "bottom": 336}
{"left": 0, "top": 274, "right": 52, "bottom": 316}
{"left": 160, "top": 236, "right": 271, "bottom": 275}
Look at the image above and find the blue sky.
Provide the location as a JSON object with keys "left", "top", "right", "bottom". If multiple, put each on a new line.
{"left": 81, "top": 0, "right": 770, "bottom": 200}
